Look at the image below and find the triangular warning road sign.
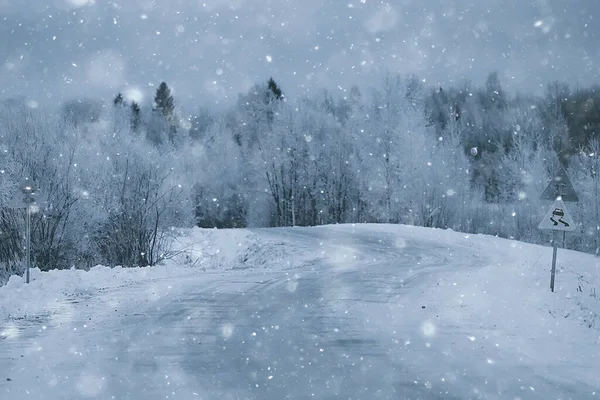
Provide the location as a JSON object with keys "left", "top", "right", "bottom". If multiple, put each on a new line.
{"left": 538, "top": 200, "right": 576, "bottom": 232}
{"left": 540, "top": 167, "right": 579, "bottom": 202}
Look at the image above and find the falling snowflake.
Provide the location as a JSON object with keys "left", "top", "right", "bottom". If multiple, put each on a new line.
{"left": 421, "top": 320, "right": 436, "bottom": 337}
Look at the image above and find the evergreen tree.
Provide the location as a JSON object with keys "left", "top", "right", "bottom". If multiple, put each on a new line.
{"left": 267, "top": 77, "right": 283, "bottom": 101}
{"left": 154, "top": 82, "right": 175, "bottom": 118}
{"left": 264, "top": 78, "right": 283, "bottom": 124}
{"left": 130, "top": 101, "right": 141, "bottom": 132}
{"left": 152, "top": 82, "right": 180, "bottom": 146}
{"left": 113, "top": 93, "right": 124, "bottom": 106}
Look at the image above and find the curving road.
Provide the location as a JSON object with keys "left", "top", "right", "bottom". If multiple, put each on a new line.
{"left": 102, "top": 226, "right": 464, "bottom": 399}
{"left": 97, "top": 228, "right": 488, "bottom": 400}
{"left": 1, "top": 225, "right": 595, "bottom": 399}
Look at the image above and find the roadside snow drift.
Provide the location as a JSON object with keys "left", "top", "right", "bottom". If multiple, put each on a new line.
{"left": 1, "top": 224, "right": 599, "bottom": 399}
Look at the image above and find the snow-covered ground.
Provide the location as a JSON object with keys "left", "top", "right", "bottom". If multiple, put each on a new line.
{"left": 1, "top": 224, "right": 599, "bottom": 399}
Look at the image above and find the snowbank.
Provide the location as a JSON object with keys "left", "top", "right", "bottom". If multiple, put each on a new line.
{"left": 0, "top": 227, "right": 265, "bottom": 324}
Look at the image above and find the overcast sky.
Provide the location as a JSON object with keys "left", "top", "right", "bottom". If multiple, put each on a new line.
{"left": 0, "top": 0, "right": 598, "bottom": 109}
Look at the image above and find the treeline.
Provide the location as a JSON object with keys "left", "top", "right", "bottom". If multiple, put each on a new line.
{"left": 1, "top": 72, "right": 600, "bottom": 284}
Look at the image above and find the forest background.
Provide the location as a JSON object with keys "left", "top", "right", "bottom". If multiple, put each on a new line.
{"left": 1, "top": 72, "right": 599, "bottom": 284}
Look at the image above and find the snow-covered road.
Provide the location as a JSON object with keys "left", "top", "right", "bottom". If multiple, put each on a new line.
{"left": 1, "top": 225, "right": 599, "bottom": 399}
{"left": 110, "top": 227, "right": 463, "bottom": 399}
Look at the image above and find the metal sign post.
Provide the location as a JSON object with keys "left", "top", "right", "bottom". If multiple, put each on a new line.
{"left": 550, "top": 231, "right": 558, "bottom": 292}
{"left": 538, "top": 201, "right": 576, "bottom": 292}
{"left": 539, "top": 167, "right": 579, "bottom": 292}
{"left": 21, "top": 180, "right": 36, "bottom": 284}
{"left": 24, "top": 193, "right": 33, "bottom": 284}
{"left": 8, "top": 178, "right": 42, "bottom": 284}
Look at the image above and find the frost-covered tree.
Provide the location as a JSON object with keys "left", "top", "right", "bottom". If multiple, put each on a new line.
{"left": 357, "top": 74, "right": 432, "bottom": 223}
{"left": 192, "top": 117, "right": 247, "bottom": 228}
{"left": 86, "top": 112, "right": 193, "bottom": 267}
{"left": 430, "top": 119, "right": 474, "bottom": 230}
{"left": 0, "top": 97, "right": 198, "bottom": 282}
{"left": 0, "top": 134, "right": 22, "bottom": 282}
{"left": 571, "top": 140, "right": 600, "bottom": 254}
{"left": 297, "top": 101, "right": 359, "bottom": 225}
{"left": 233, "top": 78, "right": 285, "bottom": 148}
{"left": 0, "top": 103, "right": 90, "bottom": 271}
{"left": 253, "top": 103, "right": 302, "bottom": 226}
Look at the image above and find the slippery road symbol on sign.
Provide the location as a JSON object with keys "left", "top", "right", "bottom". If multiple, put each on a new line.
{"left": 538, "top": 200, "right": 576, "bottom": 232}
{"left": 550, "top": 208, "right": 569, "bottom": 227}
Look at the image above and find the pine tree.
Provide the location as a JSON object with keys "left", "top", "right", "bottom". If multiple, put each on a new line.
{"left": 113, "top": 93, "right": 124, "bottom": 106}
{"left": 130, "top": 101, "right": 141, "bottom": 132}
{"left": 263, "top": 78, "right": 284, "bottom": 124}
{"left": 154, "top": 82, "right": 175, "bottom": 118}
{"left": 267, "top": 77, "right": 283, "bottom": 101}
